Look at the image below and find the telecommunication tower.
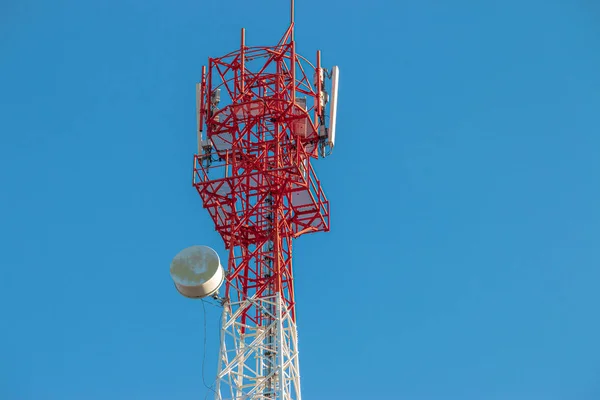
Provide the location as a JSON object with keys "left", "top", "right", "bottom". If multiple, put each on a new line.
{"left": 170, "top": 1, "right": 339, "bottom": 399}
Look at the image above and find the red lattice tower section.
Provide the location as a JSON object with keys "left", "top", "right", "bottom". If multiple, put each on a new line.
{"left": 193, "top": 22, "right": 332, "bottom": 399}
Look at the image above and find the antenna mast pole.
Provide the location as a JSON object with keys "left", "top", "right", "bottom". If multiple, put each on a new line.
{"left": 192, "top": 1, "right": 334, "bottom": 398}
{"left": 291, "top": 0, "right": 294, "bottom": 38}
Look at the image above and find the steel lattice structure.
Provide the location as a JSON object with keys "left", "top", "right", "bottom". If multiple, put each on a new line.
{"left": 192, "top": 7, "right": 335, "bottom": 399}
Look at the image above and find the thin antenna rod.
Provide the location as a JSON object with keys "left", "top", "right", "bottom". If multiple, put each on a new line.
{"left": 241, "top": 28, "right": 245, "bottom": 93}
{"left": 291, "top": 0, "right": 295, "bottom": 38}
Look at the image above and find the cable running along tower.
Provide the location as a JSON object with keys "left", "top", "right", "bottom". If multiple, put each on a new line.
{"left": 171, "top": 2, "right": 339, "bottom": 399}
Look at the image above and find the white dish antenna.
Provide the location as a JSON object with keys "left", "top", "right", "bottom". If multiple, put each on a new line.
{"left": 328, "top": 66, "right": 339, "bottom": 148}
{"left": 170, "top": 245, "right": 224, "bottom": 299}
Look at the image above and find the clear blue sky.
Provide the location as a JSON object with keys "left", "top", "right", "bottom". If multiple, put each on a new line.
{"left": 2, "top": 0, "right": 600, "bottom": 399}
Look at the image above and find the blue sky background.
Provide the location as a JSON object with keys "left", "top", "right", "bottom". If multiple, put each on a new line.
{"left": 2, "top": 0, "right": 600, "bottom": 399}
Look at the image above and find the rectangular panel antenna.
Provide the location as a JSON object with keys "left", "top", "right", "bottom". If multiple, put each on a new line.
{"left": 195, "top": 82, "right": 202, "bottom": 154}
{"left": 328, "top": 66, "right": 339, "bottom": 147}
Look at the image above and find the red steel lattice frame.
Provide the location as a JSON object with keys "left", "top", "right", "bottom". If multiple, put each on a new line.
{"left": 193, "top": 23, "right": 329, "bottom": 332}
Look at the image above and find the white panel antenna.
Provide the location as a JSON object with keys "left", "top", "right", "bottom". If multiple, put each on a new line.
{"left": 328, "top": 66, "right": 339, "bottom": 148}
{"left": 195, "top": 82, "right": 203, "bottom": 154}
